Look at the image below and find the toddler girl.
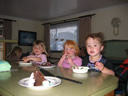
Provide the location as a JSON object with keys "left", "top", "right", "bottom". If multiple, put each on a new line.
{"left": 82, "top": 32, "right": 115, "bottom": 75}
{"left": 58, "top": 40, "right": 82, "bottom": 68}
{"left": 22, "top": 40, "right": 48, "bottom": 65}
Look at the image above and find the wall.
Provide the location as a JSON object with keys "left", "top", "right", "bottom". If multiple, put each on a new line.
{"left": 12, "top": 18, "right": 44, "bottom": 53}
{"left": 44, "top": 3, "right": 128, "bottom": 40}
{"left": 0, "top": 15, "right": 44, "bottom": 53}
{"left": 1, "top": 3, "right": 128, "bottom": 58}
{"left": 91, "top": 3, "right": 128, "bottom": 40}
{"left": 42, "top": 3, "right": 128, "bottom": 58}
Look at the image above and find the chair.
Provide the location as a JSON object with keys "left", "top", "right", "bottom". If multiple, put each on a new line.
{"left": 125, "top": 75, "right": 128, "bottom": 96}
{"left": 114, "top": 63, "right": 128, "bottom": 96}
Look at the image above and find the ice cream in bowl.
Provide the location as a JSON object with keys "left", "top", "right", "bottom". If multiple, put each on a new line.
{"left": 72, "top": 66, "right": 89, "bottom": 73}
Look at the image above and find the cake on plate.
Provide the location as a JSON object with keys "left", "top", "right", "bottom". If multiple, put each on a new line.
{"left": 28, "top": 70, "right": 50, "bottom": 87}
{"left": 34, "top": 71, "right": 46, "bottom": 86}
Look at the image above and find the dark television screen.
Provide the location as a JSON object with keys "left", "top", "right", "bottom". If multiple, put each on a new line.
{"left": 18, "top": 30, "right": 37, "bottom": 46}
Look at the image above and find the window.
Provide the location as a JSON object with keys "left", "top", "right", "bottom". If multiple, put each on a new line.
{"left": 50, "top": 21, "right": 79, "bottom": 51}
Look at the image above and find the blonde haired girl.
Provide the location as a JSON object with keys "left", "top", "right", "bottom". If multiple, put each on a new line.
{"left": 22, "top": 40, "right": 48, "bottom": 65}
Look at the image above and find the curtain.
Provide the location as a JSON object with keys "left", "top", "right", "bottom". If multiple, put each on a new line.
{"left": 44, "top": 24, "right": 50, "bottom": 54}
{"left": 79, "top": 17, "right": 91, "bottom": 48}
{"left": 43, "top": 16, "right": 92, "bottom": 54}
{"left": 3, "top": 20, "right": 12, "bottom": 56}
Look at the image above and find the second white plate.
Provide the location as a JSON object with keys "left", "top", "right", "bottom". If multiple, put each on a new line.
{"left": 19, "top": 61, "right": 32, "bottom": 67}
{"left": 39, "top": 64, "right": 56, "bottom": 69}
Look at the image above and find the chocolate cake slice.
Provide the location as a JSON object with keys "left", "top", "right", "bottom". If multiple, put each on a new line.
{"left": 33, "top": 70, "right": 45, "bottom": 86}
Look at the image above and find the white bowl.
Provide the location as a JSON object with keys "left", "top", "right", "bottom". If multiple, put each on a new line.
{"left": 19, "top": 61, "right": 32, "bottom": 67}
{"left": 73, "top": 73, "right": 88, "bottom": 79}
{"left": 72, "top": 66, "right": 89, "bottom": 73}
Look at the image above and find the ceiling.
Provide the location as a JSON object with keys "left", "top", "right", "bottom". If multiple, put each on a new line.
{"left": 0, "top": 0, "right": 127, "bottom": 21}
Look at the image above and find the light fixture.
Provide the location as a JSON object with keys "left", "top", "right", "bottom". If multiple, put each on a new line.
{"left": 111, "top": 17, "right": 121, "bottom": 36}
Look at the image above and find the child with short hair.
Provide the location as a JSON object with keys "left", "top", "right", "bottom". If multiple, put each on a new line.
{"left": 58, "top": 40, "right": 82, "bottom": 68}
{"left": 6, "top": 46, "right": 23, "bottom": 63}
{"left": 82, "top": 32, "right": 115, "bottom": 75}
{"left": 22, "top": 40, "right": 48, "bottom": 65}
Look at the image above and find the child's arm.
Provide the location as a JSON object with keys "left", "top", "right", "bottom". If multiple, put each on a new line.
{"left": 66, "top": 57, "right": 74, "bottom": 66}
{"left": 58, "top": 54, "right": 67, "bottom": 67}
{"left": 67, "top": 57, "right": 82, "bottom": 67}
{"left": 95, "top": 62, "right": 115, "bottom": 75}
{"left": 22, "top": 57, "right": 42, "bottom": 63}
{"left": 101, "top": 66, "right": 115, "bottom": 75}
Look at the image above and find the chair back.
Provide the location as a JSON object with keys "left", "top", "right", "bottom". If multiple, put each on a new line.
{"left": 126, "top": 75, "right": 128, "bottom": 96}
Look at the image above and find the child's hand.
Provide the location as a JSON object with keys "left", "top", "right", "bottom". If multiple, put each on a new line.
{"left": 22, "top": 57, "right": 30, "bottom": 63}
{"left": 95, "top": 62, "right": 104, "bottom": 71}
{"left": 67, "top": 57, "right": 73, "bottom": 65}
{"left": 61, "top": 53, "right": 67, "bottom": 60}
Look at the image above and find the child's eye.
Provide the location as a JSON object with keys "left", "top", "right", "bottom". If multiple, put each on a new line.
{"left": 70, "top": 48, "right": 73, "bottom": 50}
{"left": 65, "top": 48, "right": 73, "bottom": 50}
{"left": 94, "top": 45, "right": 97, "bottom": 47}
{"left": 87, "top": 45, "right": 91, "bottom": 48}
{"left": 65, "top": 48, "right": 68, "bottom": 50}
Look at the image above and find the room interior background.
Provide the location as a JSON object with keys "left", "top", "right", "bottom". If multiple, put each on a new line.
{"left": 0, "top": 3, "right": 128, "bottom": 59}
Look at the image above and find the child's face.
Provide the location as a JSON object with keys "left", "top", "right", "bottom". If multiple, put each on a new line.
{"left": 16, "top": 51, "right": 22, "bottom": 58}
{"left": 64, "top": 45, "right": 75, "bottom": 56}
{"left": 33, "top": 45, "right": 44, "bottom": 55}
{"left": 86, "top": 37, "right": 103, "bottom": 57}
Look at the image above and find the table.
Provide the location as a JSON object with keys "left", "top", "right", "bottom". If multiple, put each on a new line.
{"left": 0, "top": 66, "right": 118, "bottom": 96}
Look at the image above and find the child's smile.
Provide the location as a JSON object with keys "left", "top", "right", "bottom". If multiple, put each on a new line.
{"left": 90, "top": 51, "right": 95, "bottom": 54}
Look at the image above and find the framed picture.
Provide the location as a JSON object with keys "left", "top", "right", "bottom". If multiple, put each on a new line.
{"left": 18, "top": 30, "right": 37, "bottom": 46}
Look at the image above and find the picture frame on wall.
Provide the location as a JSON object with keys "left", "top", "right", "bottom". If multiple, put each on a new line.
{"left": 18, "top": 30, "right": 37, "bottom": 46}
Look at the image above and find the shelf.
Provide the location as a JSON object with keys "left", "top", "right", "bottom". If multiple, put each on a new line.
{"left": 0, "top": 40, "right": 18, "bottom": 43}
{"left": 0, "top": 42, "right": 5, "bottom": 60}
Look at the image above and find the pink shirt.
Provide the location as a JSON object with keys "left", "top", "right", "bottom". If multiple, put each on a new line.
{"left": 62, "top": 56, "right": 82, "bottom": 68}
{"left": 28, "top": 54, "right": 47, "bottom": 65}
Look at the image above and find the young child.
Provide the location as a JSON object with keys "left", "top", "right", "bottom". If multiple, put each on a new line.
{"left": 6, "top": 46, "right": 23, "bottom": 63}
{"left": 58, "top": 40, "right": 82, "bottom": 68}
{"left": 82, "top": 32, "right": 115, "bottom": 75}
{"left": 22, "top": 40, "right": 49, "bottom": 65}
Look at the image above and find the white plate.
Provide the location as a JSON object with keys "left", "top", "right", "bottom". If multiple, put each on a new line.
{"left": 39, "top": 64, "right": 56, "bottom": 69}
{"left": 18, "top": 76, "right": 61, "bottom": 90}
{"left": 72, "top": 66, "right": 89, "bottom": 73}
{"left": 19, "top": 61, "right": 32, "bottom": 67}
